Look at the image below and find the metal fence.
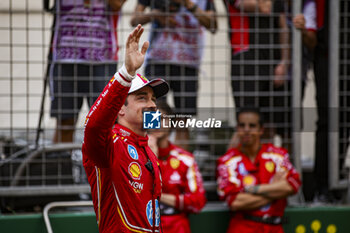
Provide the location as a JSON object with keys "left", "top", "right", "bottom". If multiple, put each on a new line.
{"left": 0, "top": 0, "right": 348, "bottom": 211}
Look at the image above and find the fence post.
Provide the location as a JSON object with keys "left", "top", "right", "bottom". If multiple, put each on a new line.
{"left": 329, "top": 0, "right": 340, "bottom": 190}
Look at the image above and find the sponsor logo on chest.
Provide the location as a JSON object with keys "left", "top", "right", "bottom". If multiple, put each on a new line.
{"left": 243, "top": 174, "right": 257, "bottom": 186}
{"left": 146, "top": 199, "right": 160, "bottom": 227}
{"left": 128, "top": 144, "right": 139, "bottom": 160}
{"left": 128, "top": 162, "right": 142, "bottom": 180}
{"left": 129, "top": 180, "right": 144, "bottom": 193}
{"left": 169, "top": 171, "right": 181, "bottom": 184}
{"left": 170, "top": 158, "right": 180, "bottom": 169}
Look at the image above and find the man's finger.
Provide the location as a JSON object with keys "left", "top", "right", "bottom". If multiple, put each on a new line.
{"left": 129, "top": 25, "right": 142, "bottom": 43}
{"left": 141, "top": 41, "right": 149, "bottom": 55}
{"left": 136, "top": 26, "right": 144, "bottom": 41}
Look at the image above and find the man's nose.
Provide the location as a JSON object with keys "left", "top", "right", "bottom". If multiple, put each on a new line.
{"left": 147, "top": 99, "right": 157, "bottom": 109}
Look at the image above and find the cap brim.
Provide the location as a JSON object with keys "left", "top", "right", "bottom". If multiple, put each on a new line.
{"left": 129, "top": 78, "right": 169, "bottom": 99}
{"left": 148, "top": 78, "right": 169, "bottom": 98}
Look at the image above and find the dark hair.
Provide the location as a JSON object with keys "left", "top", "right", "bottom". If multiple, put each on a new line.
{"left": 236, "top": 107, "right": 264, "bottom": 126}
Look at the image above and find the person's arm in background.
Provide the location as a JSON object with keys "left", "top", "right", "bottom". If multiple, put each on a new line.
{"left": 230, "top": 192, "right": 271, "bottom": 211}
{"left": 130, "top": 2, "right": 177, "bottom": 27}
{"left": 235, "top": 0, "right": 272, "bottom": 14}
{"left": 108, "top": 0, "right": 126, "bottom": 12}
{"left": 232, "top": 162, "right": 300, "bottom": 209}
{"left": 130, "top": 3, "right": 152, "bottom": 26}
{"left": 160, "top": 193, "right": 177, "bottom": 206}
{"left": 245, "top": 153, "right": 301, "bottom": 200}
{"left": 217, "top": 155, "right": 272, "bottom": 212}
{"left": 183, "top": 0, "right": 217, "bottom": 33}
{"left": 244, "top": 172, "right": 295, "bottom": 200}
{"left": 293, "top": 0, "right": 317, "bottom": 51}
{"left": 293, "top": 14, "right": 317, "bottom": 50}
{"left": 274, "top": 11, "right": 290, "bottom": 87}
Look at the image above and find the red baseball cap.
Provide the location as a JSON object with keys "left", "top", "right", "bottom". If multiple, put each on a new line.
{"left": 128, "top": 74, "right": 169, "bottom": 98}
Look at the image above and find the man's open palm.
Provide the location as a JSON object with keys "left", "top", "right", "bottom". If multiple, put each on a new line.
{"left": 125, "top": 25, "right": 149, "bottom": 76}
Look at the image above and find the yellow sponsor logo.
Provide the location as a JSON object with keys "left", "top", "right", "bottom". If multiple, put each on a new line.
{"left": 128, "top": 162, "right": 142, "bottom": 180}
{"left": 265, "top": 161, "right": 275, "bottom": 173}
{"left": 243, "top": 175, "right": 256, "bottom": 186}
{"left": 170, "top": 158, "right": 180, "bottom": 169}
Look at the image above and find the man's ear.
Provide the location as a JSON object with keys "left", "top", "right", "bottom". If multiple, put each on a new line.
{"left": 119, "top": 105, "right": 126, "bottom": 117}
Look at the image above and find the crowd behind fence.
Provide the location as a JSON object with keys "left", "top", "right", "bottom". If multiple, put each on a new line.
{"left": 0, "top": 0, "right": 349, "bottom": 211}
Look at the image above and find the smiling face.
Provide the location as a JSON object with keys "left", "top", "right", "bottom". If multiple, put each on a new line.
{"left": 119, "top": 86, "right": 157, "bottom": 133}
{"left": 236, "top": 112, "right": 264, "bottom": 148}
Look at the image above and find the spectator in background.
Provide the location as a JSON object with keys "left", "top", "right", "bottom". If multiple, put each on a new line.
{"left": 49, "top": 0, "right": 125, "bottom": 143}
{"left": 224, "top": 0, "right": 291, "bottom": 148}
{"left": 148, "top": 101, "right": 207, "bottom": 233}
{"left": 216, "top": 108, "right": 301, "bottom": 233}
{"left": 292, "top": 0, "right": 317, "bottom": 97}
{"left": 130, "top": 0, "right": 217, "bottom": 149}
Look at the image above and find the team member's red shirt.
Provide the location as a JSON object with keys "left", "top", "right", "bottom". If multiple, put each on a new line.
{"left": 216, "top": 143, "right": 301, "bottom": 233}
{"left": 82, "top": 70, "right": 162, "bottom": 233}
{"left": 158, "top": 143, "right": 206, "bottom": 233}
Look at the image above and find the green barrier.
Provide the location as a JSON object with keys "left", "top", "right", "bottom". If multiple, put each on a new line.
{"left": 1, "top": 207, "right": 349, "bottom": 233}
{"left": 283, "top": 207, "right": 350, "bottom": 233}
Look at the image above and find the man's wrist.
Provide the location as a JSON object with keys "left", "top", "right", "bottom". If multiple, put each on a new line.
{"left": 245, "top": 185, "right": 260, "bottom": 194}
{"left": 119, "top": 64, "right": 136, "bottom": 81}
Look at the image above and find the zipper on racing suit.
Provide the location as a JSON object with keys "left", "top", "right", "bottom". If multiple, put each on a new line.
{"left": 145, "top": 157, "right": 157, "bottom": 233}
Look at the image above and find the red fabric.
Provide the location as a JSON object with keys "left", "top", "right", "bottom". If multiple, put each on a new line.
{"left": 159, "top": 143, "right": 206, "bottom": 233}
{"left": 161, "top": 215, "right": 191, "bottom": 233}
{"left": 216, "top": 144, "right": 301, "bottom": 232}
{"left": 226, "top": 1, "right": 250, "bottom": 55}
{"left": 315, "top": 0, "right": 325, "bottom": 29}
{"left": 118, "top": 72, "right": 131, "bottom": 83}
{"left": 82, "top": 71, "right": 162, "bottom": 233}
{"left": 226, "top": 214, "right": 284, "bottom": 233}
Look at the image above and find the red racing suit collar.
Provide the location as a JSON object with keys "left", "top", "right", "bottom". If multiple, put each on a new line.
{"left": 114, "top": 124, "right": 149, "bottom": 147}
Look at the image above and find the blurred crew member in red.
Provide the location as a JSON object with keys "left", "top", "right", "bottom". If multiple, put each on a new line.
{"left": 216, "top": 108, "right": 301, "bottom": 233}
{"left": 148, "top": 102, "right": 206, "bottom": 233}
{"left": 82, "top": 25, "right": 169, "bottom": 233}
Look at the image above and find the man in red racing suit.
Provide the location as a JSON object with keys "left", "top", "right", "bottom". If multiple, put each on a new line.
{"left": 148, "top": 102, "right": 206, "bottom": 233}
{"left": 216, "top": 108, "right": 301, "bottom": 233}
{"left": 82, "top": 25, "right": 169, "bottom": 233}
